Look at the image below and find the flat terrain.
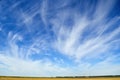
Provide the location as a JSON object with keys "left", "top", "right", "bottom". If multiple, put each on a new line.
{"left": 0, "top": 77, "right": 120, "bottom": 80}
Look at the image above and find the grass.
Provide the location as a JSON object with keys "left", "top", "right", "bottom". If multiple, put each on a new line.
{"left": 0, "top": 76, "right": 120, "bottom": 80}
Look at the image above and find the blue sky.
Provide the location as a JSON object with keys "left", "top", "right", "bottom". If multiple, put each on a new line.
{"left": 0, "top": 0, "right": 120, "bottom": 77}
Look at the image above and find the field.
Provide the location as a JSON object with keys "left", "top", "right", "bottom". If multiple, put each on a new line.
{"left": 0, "top": 77, "right": 120, "bottom": 80}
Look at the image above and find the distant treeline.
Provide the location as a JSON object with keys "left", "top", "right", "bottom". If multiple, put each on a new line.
{"left": 56, "top": 75, "right": 120, "bottom": 78}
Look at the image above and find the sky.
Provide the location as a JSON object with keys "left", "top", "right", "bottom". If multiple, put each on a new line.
{"left": 0, "top": 0, "right": 120, "bottom": 77}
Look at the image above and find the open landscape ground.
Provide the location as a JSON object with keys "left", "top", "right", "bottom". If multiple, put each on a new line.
{"left": 0, "top": 77, "right": 120, "bottom": 80}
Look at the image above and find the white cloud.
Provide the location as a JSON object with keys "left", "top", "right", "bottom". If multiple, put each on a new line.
{"left": 0, "top": 0, "right": 120, "bottom": 77}
{"left": 40, "top": 0, "right": 48, "bottom": 26}
{"left": 87, "top": 57, "right": 120, "bottom": 76}
{"left": 93, "top": 0, "right": 115, "bottom": 21}
{"left": 51, "top": 0, "right": 120, "bottom": 61}
{"left": 0, "top": 54, "right": 74, "bottom": 77}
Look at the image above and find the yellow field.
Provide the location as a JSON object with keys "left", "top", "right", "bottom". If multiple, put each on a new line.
{"left": 0, "top": 77, "right": 120, "bottom": 80}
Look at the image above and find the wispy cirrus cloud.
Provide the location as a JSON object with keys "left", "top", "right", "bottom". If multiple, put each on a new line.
{"left": 52, "top": 0, "right": 120, "bottom": 61}
{"left": 0, "top": 0, "right": 120, "bottom": 76}
{"left": 0, "top": 54, "right": 73, "bottom": 77}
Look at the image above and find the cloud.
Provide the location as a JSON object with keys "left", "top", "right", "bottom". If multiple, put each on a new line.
{"left": 0, "top": 54, "right": 70, "bottom": 77}
{"left": 93, "top": 0, "right": 115, "bottom": 21}
{"left": 87, "top": 55, "right": 120, "bottom": 76}
{"left": 40, "top": 0, "right": 48, "bottom": 26}
{"left": 52, "top": 0, "right": 120, "bottom": 61}
{"left": 0, "top": 0, "right": 120, "bottom": 77}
